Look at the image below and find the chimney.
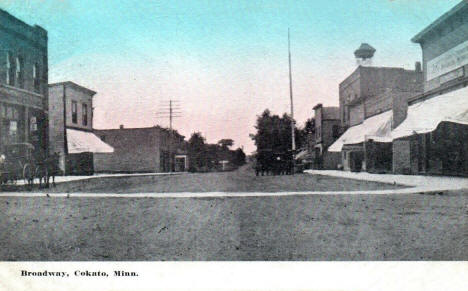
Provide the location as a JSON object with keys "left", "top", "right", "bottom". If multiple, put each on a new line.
{"left": 415, "top": 62, "right": 422, "bottom": 73}
{"left": 119, "top": 125, "right": 124, "bottom": 129}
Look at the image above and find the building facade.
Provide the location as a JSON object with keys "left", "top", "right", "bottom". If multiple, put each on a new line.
{"left": 93, "top": 126, "right": 187, "bottom": 173}
{"left": 392, "top": 1, "right": 468, "bottom": 176}
{"left": 0, "top": 9, "right": 48, "bottom": 159}
{"left": 312, "top": 104, "right": 341, "bottom": 169}
{"left": 49, "top": 82, "right": 113, "bottom": 175}
{"left": 332, "top": 64, "right": 423, "bottom": 172}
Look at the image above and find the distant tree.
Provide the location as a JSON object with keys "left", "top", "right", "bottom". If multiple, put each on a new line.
{"left": 251, "top": 109, "right": 301, "bottom": 153}
{"left": 188, "top": 132, "right": 206, "bottom": 171}
{"left": 231, "top": 148, "right": 246, "bottom": 166}
{"left": 217, "top": 139, "right": 234, "bottom": 149}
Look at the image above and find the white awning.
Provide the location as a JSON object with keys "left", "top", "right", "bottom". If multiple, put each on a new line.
{"left": 329, "top": 110, "right": 393, "bottom": 152}
{"left": 392, "top": 86, "right": 468, "bottom": 140}
{"left": 67, "top": 128, "right": 114, "bottom": 154}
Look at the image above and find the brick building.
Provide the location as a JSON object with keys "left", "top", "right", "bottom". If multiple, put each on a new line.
{"left": 0, "top": 9, "right": 48, "bottom": 158}
{"left": 93, "top": 126, "right": 188, "bottom": 173}
{"left": 330, "top": 61, "right": 423, "bottom": 172}
{"left": 311, "top": 104, "right": 341, "bottom": 169}
{"left": 48, "top": 82, "right": 113, "bottom": 175}
{"left": 391, "top": 1, "right": 468, "bottom": 176}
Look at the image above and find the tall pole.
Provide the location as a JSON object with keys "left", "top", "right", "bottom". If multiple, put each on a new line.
{"left": 169, "top": 100, "right": 173, "bottom": 172}
{"left": 156, "top": 100, "right": 182, "bottom": 172}
{"left": 288, "top": 28, "right": 296, "bottom": 173}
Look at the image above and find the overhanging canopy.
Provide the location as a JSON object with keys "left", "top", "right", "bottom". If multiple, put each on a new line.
{"left": 392, "top": 86, "right": 468, "bottom": 140}
{"left": 328, "top": 110, "right": 393, "bottom": 152}
{"left": 67, "top": 128, "right": 114, "bottom": 154}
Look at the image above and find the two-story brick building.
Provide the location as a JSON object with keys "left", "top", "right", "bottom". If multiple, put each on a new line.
{"left": 0, "top": 9, "right": 48, "bottom": 159}
{"left": 391, "top": 1, "right": 468, "bottom": 176}
{"left": 329, "top": 56, "right": 423, "bottom": 172}
{"left": 48, "top": 82, "right": 113, "bottom": 175}
{"left": 311, "top": 104, "right": 341, "bottom": 169}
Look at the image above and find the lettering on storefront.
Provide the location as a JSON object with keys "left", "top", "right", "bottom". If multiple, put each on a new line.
{"left": 427, "top": 40, "right": 468, "bottom": 80}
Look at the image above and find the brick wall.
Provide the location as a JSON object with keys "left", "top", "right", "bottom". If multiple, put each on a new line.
{"left": 48, "top": 84, "right": 66, "bottom": 172}
{"left": 93, "top": 128, "right": 160, "bottom": 173}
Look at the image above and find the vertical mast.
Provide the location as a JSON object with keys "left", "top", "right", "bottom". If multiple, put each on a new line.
{"left": 288, "top": 28, "right": 296, "bottom": 169}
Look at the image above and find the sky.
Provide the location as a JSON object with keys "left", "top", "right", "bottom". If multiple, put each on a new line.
{"left": 0, "top": 0, "right": 462, "bottom": 153}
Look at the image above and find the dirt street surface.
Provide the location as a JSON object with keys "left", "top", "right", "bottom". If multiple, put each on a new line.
{"left": 0, "top": 191, "right": 467, "bottom": 260}
{"left": 0, "top": 167, "right": 466, "bottom": 260}
{"left": 42, "top": 166, "right": 404, "bottom": 193}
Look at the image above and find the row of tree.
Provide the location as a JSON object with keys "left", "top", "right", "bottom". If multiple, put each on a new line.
{"left": 187, "top": 133, "right": 246, "bottom": 172}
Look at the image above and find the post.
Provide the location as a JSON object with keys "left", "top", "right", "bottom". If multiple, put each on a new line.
{"left": 288, "top": 28, "right": 296, "bottom": 174}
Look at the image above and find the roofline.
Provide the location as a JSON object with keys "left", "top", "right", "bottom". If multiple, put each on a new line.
{"left": 94, "top": 126, "right": 185, "bottom": 137}
{"left": 49, "top": 81, "right": 97, "bottom": 96}
{"left": 411, "top": 1, "right": 467, "bottom": 43}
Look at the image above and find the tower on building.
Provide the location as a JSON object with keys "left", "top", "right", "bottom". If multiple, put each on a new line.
{"left": 354, "top": 43, "right": 376, "bottom": 66}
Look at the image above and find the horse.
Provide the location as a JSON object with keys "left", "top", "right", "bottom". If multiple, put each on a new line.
{"left": 37, "top": 152, "right": 61, "bottom": 188}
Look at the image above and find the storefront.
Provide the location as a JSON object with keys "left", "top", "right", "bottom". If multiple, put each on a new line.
{"left": 329, "top": 110, "right": 393, "bottom": 172}
{"left": 392, "top": 86, "right": 468, "bottom": 176}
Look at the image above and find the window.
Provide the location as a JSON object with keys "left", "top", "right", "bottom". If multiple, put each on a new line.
{"left": 71, "top": 101, "right": 77, "bottom": 124}
{"left": 332, "top": 125, "right": 340, "bottom": 139}
{"left": 6, "top": 52, "right": 14, "bottom": 86}
{"left": 30, "top": 116, "right": 38, "bottom": 132}
{"left": 82, "top": 103, "right": 88, "bottom": 126}
{"left": 33, "top": 64, "right": 40, "bottom": 93}
{"left": 16, "top": 56, "right": 24, "bottom": 88}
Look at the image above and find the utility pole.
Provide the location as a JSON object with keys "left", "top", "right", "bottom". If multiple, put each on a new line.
{"left": 156, "top": 100, "right": 182, "bottom": 172}
{"left": 288, "top": 28, "right": 296, "bottom": 174}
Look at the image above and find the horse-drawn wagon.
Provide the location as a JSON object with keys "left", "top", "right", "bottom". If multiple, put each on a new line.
{"left": 0, "top": 143, "right": 36, "bottom": 186}
{"left": 0, "top": 143, "right": 60, "bottom": 189}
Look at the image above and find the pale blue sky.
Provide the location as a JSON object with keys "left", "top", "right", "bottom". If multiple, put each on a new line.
{"left": 0, "top": 0, "right": 462, "bottom": 152}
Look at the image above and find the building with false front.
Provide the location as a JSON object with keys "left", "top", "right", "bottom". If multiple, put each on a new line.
{"left": 391, "top": 1, "right": 468, "bottom": 176}
{"left": 48, "top": 82, "right": 114, "bottom": 175}
{"left": 93, "top": 126, "right": 188, "bottom": 173}
{"left": 311, "top": 103, "right": 341, "bottom": 169}
{"left": 0, "top": 9, "right": 48, "bottom": 159}
{"left": 329, "top": 44, "right": 423, "bottom": 172}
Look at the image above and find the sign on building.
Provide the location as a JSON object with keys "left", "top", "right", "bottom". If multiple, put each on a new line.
{"left": 427, "top": 39, "right": 468, "bottom": 80}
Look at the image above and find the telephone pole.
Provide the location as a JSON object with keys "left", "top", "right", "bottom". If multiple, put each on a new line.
{"left": 156, "top": 100, "right": 182, "bottom": 172}
{"left": 288, "top": 28, "right": 296, "bottom": 174}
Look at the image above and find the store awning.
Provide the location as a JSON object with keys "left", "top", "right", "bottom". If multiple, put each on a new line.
{"left": 329, "top": 110, "right": 393, "bottom": 152}
{"left": 392, "top": 86, "right": 468, "bottom": 140}
{"left": 67, "top": 128, "right": 114, "bottom": 154}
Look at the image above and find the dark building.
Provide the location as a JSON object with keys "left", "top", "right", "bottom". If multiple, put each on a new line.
{"left": 49, "top": 82, "right": 114, "bottom": 175}
{"left": 311, "top": 104, "right": 341, "bottom": 169}
{"left": 331, "top": 61, "right": 423, "bottom": 172}
{"left": 93, "top": 126, "right": 188, "bottom": 173}
{"left": 0, "top": 9, "right": 48, "bottom": 159}
{"left": 392, "top": 1, "right": 468, "bottom": 176}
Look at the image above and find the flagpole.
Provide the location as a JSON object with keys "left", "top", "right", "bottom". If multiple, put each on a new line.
{"left": 288, "top": 28, "right": 296, "bottom": 174}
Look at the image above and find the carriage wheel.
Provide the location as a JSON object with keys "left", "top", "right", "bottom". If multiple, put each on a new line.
{"left": 23, "top": 164, "right": 34, "bottom": 187}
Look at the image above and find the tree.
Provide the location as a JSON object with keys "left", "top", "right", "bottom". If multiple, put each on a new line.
{"left": 188, "top": 132, "right": 206, "bottom": 171}
{"left": 251, "top": 109, "right": 300, "bottom": 153}
{"left": 217, "top": 139, "right": 234, "bottom": 149}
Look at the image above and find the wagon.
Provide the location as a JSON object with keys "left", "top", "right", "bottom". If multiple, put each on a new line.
{"left": 0, "top": 143, "right": 36, "bottom": 187}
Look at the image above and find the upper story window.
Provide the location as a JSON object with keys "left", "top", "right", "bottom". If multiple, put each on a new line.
{"left": 332, "top": 125, "right": 340, "bottom": 139}
{"left": 71, "top": 101, "right": 78, "bottom": 124}
{"left": 15, "top": 56, "right": 24, "bottom": 89}
{"left": 82, "top": 103, "right": 88, "bottom": 126}
{"left": 6, "top": 52, "right": 15, "bottom": 86}
{"left": 33, "top": 64, "right": 40, "bottom": 93}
